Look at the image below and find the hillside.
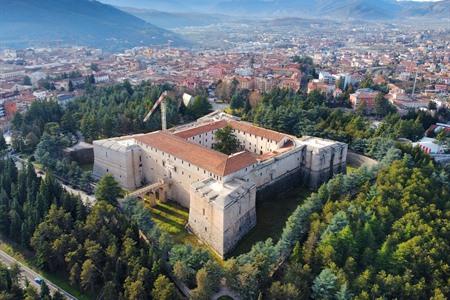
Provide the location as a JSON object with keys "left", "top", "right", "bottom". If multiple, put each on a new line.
{"left": 121, "top": 7, "right": 231, "bottom": 29}
{"left": 213, "top": 0, "right": 450, "bottom": 19}
{"left": 0, "top": 0, "right": 186, "bottom": 50}
{"left": 400, "top": 0, "right": 450, "bottom": 18}
{"left": 100, "top": 0, "right": 450, "bottom": 21}
{"left": 100, "top": 0, "right": 217, "bottom": 12}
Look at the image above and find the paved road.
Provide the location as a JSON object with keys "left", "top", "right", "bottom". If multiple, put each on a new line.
{"left": 60, "top": 182, "right": 96, "bottom": 207}
{"left": 12, "top": 155, "right": 95, "bottom": 206}
{"left": 0, "top": 248, "right": 77, "bottom": 299}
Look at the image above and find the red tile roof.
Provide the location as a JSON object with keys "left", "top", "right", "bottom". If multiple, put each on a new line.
{"left": 135, "top": 132, "right": 256, "bottom": 176}
{"left": 174, "top": 120, "right": 228, "bottom": 139}
{"left": 174, "top": 119, "right": 287, "bottom": 143}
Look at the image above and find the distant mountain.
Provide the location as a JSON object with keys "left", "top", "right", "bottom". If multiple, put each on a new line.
{"left": 399, "top": 0, "right": 450, "bottom": 18}
{"left": 0, "top": 0, "right": 187, "bottom": 50}
{"left": 100, "top": 0, "right": 450, "bottom": 21}
{"left": 100, "top": 0, "right": 219, "bottom": 12}
{"left": 213, "top": 0, "right": 398, "bottom": 19}
{"left": 121, "top": 7, "right": 231, "bottom": 29}
{"left": 213, "top": 0, "right": 450, "bottom": 20}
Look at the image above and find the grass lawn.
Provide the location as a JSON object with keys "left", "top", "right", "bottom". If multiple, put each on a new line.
{"left": 0, "top": 237, "right": 93, "bottom": 300}
{"left": 80, "top": 163, "right": 93, "bottom": 172}
{"left": 146, "top": 200, "right": 197, "bottom": 244}
{"left": 146, "top": 200, "right": 224, "bottom": 261}
{"left": 229, "top": 185, "right": 311, "bottom": 257}
{"left": 145, "top": 188, "right": 312, "bottom": 260}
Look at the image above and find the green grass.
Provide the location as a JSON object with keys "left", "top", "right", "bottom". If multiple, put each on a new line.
{"left": 229, "top": 186, "right": 311, "bottom": 257}
{"left": 145, "top": 188, "right": 312, "bottom": 260}
{"left": 0, "top": 238, "right": 92, "bottom": 300}
{"left": 146, "top": 200, "right": 197, "bottom": 244}
{"left": 146, "top": 200, "right": 224, "bottom": 261}
{"left": 80, "top": 163, "right": 93, "bottom": 172}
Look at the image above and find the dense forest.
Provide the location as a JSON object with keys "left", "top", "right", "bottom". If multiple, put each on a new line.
{"left": 0, "top": 158, "right": 179, "bottom": 299}
{"left": 271, "top": 146, "right": 450, "bottom": 299}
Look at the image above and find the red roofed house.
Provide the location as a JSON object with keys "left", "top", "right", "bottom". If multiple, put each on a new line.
{"left": 349, "top": 88, "right": 380, "bottom": 111}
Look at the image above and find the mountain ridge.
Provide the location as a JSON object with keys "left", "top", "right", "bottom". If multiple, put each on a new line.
{"left": 0, "top": 0, "right": 187, "bottom": 50}
{"left": 101, "top": 0, "right": 450, "bottom": 20}
{"left": 120, "top": 7, "right": 233, "bottom": 29}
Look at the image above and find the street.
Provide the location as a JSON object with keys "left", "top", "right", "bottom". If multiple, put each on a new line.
{"left": 12, "top": 155, "right": 96, "bottom": 206}
{"left": 0, "top": 247, "right": 77, "bottom": 299}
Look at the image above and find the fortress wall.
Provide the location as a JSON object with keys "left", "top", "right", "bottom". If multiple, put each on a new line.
{"left": 189, "top": 181, "right": 256, "bottom": 257}
{"left": 188, "top": 188, "right": 225, "bottom": 255}
{"left": 346, "top": 150, "right": 378, "bottom": 167}
{"left": 139, "top": 142, "right": 219, "bottom": 207}
{"left": 93, "top": 142, "right": 141, "bottom": 190}
{"left": 302, "top": 143, "right": 348, "bottom": 189}
{"left": 256, "top": 167, "right": 304, "bottom": 202}
{"left": 222, "top": 185, "right": 256, "bottom": 256}
{"left": 223, "top": 146, "right": 304, "bottom": 188}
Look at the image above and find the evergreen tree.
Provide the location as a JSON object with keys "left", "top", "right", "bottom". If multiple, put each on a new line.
{"left": 39, "top": 281, "right": 51, "bottom": 300}
{"left": 0, "top": 131, "right": 7, "bottom": 152}
{"left": 269, "top": 281, "right": 300, "bottom": 300}
{"left": 23, "top": 76, "right": 32, "bottom": 86}
{"left": 68, "top": 80, "right": 74, "bottom": 92}
{"left": 95, "top": 174, "right": 122, "bottom": 205}
{"left": 212, "top": 125, "right": 240, "bottom": 155}
{"left": 152, "top": 275, "right": 177, "bottom": 300}
{"left": 312, "top": 268, "right": 338, "bottom": 300}
{"left": 187, "top": 96, "right": 212, "bottom": 119}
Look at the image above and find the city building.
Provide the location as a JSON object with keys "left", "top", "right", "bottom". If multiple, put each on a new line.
{"left": 307, "top": 79, "right": 336, "bottom": 96}
{"left": 349, "top": 88, "right": 380, "bottom": 110}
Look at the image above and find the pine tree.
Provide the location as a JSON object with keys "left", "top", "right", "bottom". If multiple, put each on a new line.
{"left": 39, "top": 281, "right": 51, "bottom": 300}
{"left": 0, "top": 132, "right": 7, "bottom": 152}
{"left": 212, "top": 125, "right": 240, "bottom": 155}
{"left": 95, "top": 174, "right": 123, "bottom": 205}
{"left": 312, "top": 268, "right": 338, "bottom": 300}
{"left": 152, "top": 275, "right": 177, "bottom": 300}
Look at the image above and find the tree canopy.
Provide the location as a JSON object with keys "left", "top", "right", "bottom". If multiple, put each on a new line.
{"left": 95, "top": 174, "right": 123, "bottom": 205}
{"left": 212, "top": 125, "right": 241, "bottom": 155}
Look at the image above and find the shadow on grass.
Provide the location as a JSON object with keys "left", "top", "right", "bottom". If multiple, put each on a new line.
{"left": 229, "top": 185, "right": 311, "bottom": 257}
{"left": 154, "top": 203, "right": 188, "bottom": 220}
{"left": 151, "top": 212, "right": 187, "bottom": 232}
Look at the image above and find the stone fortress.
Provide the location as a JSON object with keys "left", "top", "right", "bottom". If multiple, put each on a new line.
{"left": 93, "top": 112, "right": 347, "bottom": 257}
